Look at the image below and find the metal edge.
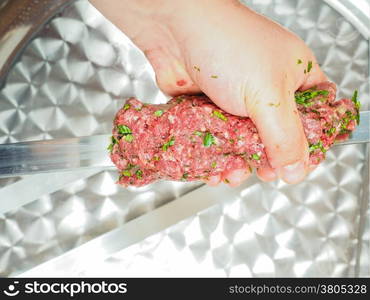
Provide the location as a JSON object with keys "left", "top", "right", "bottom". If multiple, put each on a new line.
{"left": 323, "top": 0, "right": 370, "bottom": 40}
{"left": 318, "top": 0, "right": 370, "bottom": 277}
{"left": 0, "top": 0, "right": 77, "bottom": 88}
{"left": 16, "top": 182, "right": 226, "bottom": 277}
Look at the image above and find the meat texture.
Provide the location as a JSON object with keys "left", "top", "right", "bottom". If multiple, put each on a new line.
{"left": 109, "top": 81, "right": 359, "bottom": 186}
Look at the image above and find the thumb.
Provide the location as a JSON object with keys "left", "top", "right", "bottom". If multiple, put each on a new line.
{"left": 249, "top": 89, "right": 309, "bottom": 184}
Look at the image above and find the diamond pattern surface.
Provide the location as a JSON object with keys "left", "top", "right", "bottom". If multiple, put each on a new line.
{"left": 0, "top": 0, "right": 369, "bottom": 276}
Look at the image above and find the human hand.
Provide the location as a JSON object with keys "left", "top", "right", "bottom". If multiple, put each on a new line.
{"left": 90, "top": 0, "right": 327, "bottom": 186}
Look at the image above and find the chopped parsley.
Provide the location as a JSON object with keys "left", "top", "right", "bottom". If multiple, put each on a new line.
{"left": 340, "top": 110, "right": 357, "bottom": 133}
{"left": 307, "top": 61, "right": 313, "bottom": 73}
{"left": 309, "top": 141, "right": 326, "bottom": 153}
{"left": 351, "top": 90, "right": 360, "bottom": 124}
{"left": 182, "top": 173, "right": 189, "bottom": 180}
{"left": 162, "top": 137, "right": 175, "bottom": 151}
{"left": 194, "top": 66, "right": 201, "bottom": 72}
{"left": 119, "top": 164, "right": 136, "bottom": 179}
{"left": 153, "top": 156, "right": 160, "bottom": 161}
{"left": 352, "top": 90, "right": 360, "bottom": 109}
{"left": 107, "top": 136, "right": 117, "bottom": 152}
{"left": 297, "top": 59, "right": 302, "bottom": 64}
{"left": 327, "top": 127, "right": 336, "bottom": 136}
{"left": 294, "top": 89, "right": 329, "bottom": 107}
{"left": 124, "top": 134, "right": 134, "bottom": 142}
{"left": 154, "top": 110, "right": 164, "bottom": 117}
{"left": 123, "top": 103, "right": 130, "bottom": 110}
{"left": 211, "top": 75, "right": 218, "bottom": 79}
{"left": 122, "top": 170, "right": 132, "bottom": 177}
{"left": 224, "top": 178, "right": 230, "bottom": 184}
{"left": 203, "top": 132, "right": 216, "bottom": 147}
{"left": 117, "top": 125, "right": 134, "bottom": 143}
{"left": 117, "top": 125, "right": 131, "bottom": 135}
{"left": 194, "top": 131, "right": 203, "bottom": 137}
{"left": 212, "top": 110, "right": 228, "bottom": 121}
{"left": 136, "top": 169, "right": 143, "bottom": 179}
{"left": 211, "top": 161, "right": 217, "bottom": 168}
{"left": 176, "top": 96, "right": 185, "bottom": 103}
{"left": 251, "top": 153, "right": 261, "bottom": 160}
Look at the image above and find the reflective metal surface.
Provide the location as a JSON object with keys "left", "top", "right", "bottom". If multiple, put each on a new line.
{"left": 0, "top": 0, "right": 369, "bottom": 277}
{"left": 0, "top": 134, "right": 114, "bottom": 178}
{"left": 338, "top": 111, "right": 370, "bottom": 145}
{"left": 0, "top": 0, "right": 74, "bottom": 82}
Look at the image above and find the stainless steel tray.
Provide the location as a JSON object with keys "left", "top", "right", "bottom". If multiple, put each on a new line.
{"left": 0, "top": 0, "right": 369, "bottom": 277}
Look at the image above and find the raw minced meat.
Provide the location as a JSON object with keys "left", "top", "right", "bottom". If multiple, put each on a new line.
{"left": 109, "top": 81, "right": 359, "bottom": 186}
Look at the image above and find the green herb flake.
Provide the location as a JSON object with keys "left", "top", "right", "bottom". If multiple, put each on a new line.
{"left": 194, "top": 66, "right": 200, "bottom": 72}
{"left": 224, "top": 178, "right": 230, "bottom": 184}
{"left": 107, "top": 136, "right": 118, "bottom": 152}
{"left": 203, "top": 132, "right": 216, "bottom": 147}
{"left": 294, "top": 89, "right": 329, "bottom": 107}
{"left": 211, "top": 75, "right": 218, "bottom": 79}
{"left": 117, "top": 125, "right": 132, "bottom": 135}
{"left": 297, "top": 59, "right": 302, "bottom": 64}
{"left": 327, "top": 127, "right": 336, "bottom": 136}
{"left": 194, "top": 131, "right": 203, "bottom": 137}
{"left": 212, "top": 110, "right": 228, "bottom": 121}
{"left": 307, "top": 61, "right": 313, "bottom": 73}
{"left": 136, "top": 169, "right": 143, "bottom": 179}
{"left": 153, "top": 156, "right": 160, "bottom": 161}
{"left": 352, "top": 90, "right": 360, "bottom": 109}
{"left": 251, "top": 153, "right": 261, "bottom": 160}
{"left": 124, "top": 134, "right": 134, "bottom": 142}
{"left": 123, "top": 103, "right": 130, "bottom": 110}
{"left": 126, "top": 163, "right": 135, "bottom": 170}
{"left": 309, "top": 141, "right": 326, "bottom": 153}
{"left": 117, "top": 125, "right": 134, "bottom": 142}
{"left": 182, "top": 173, "right": 189, "bottom": 180}
{"left": 211, "top": 161, "right": 217, "bottom": 168}
{"left": 229, "top": 139, "right": 235, "bottom": 144}
{"left": 175, "top": 96, "right": 185, "bottom": 104}
{"left": 162, "top": 137, "right": 175, "bottom": 151}
{"left": 122, "top": 170, "right": 131, "bottom": 177}
{"left": 340, "top": 110, "right": 358, "bottom": 133}
{"left": 154, "top": 110, "right": 164, "bottom": 117}
{"left": 351, "top": 89, "right": 360, "bottom": 125}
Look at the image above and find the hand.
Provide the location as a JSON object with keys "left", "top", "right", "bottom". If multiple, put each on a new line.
{"left": 90, "top": 0, "right": 327, "bottom": 186}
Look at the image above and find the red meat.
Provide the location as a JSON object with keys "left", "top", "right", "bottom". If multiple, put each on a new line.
{"left": 109, "top": 81, "right": 359, "bottom": 186}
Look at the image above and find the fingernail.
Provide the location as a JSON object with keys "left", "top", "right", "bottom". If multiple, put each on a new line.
{"left": 277, "top": 160, "right": 306, "bottom": 184}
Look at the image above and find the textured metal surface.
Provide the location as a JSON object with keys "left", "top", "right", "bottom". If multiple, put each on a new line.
{"left": 0, "top": 0, "right": 74, "bottom": 81}
{"left": 0, "top": 0, "right": 369, "bottom": 277}
{"left": 0, "top": 134, "right": 114, "bottom": 178}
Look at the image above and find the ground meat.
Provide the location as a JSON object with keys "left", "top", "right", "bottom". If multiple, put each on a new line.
{"left": 110, "top": 81, "right": 359, "bottom": 186}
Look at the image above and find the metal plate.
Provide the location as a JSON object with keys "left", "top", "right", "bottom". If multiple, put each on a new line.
{"left": 0, "top": 0, "right": 369, "bottom": 277}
